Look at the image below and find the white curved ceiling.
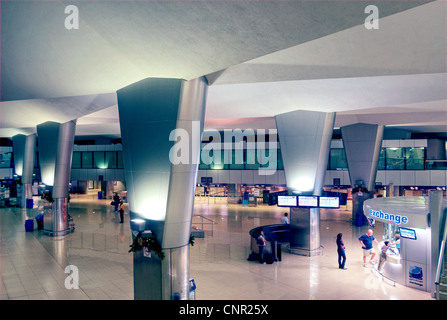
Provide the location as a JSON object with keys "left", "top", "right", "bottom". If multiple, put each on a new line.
{"left": 0, "top": 0, "right": 445, "bottom": 138}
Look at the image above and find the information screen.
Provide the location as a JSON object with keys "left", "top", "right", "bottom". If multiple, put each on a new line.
{"left": 399, "top": 227, "right": 417, "bottom": 240}
{"left": 319, "top": 196, "right": 340, "bottom": 208}
{"left": 298, "top": 196, "right": 319, "bottom": 207}
{"left": 277, "top": 195, "right": 297, "bottom": 207}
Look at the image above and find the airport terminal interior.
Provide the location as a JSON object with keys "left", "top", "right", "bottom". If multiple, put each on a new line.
{"left": 0, "top": 191, "right": 437, "bottom": 300}
{"left": 0, "top": 1, "right": 446, "bottom": 301}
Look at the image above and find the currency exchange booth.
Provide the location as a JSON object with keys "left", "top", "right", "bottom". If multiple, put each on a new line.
{"left": 363, "top": 196, "right": 432, "bottom": 292}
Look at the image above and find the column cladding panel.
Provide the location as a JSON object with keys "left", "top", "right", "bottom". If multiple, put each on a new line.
{"left": 12, "top": 134, "right": 26, "bottom": 176}
{"left": 341, "top": 123, "right": 383, "bottom": 191}
{"left": 117, "top": 77, "right": 207, "bottom": 248}
{"left": 275, "top": 110, "right": 335, "bottom": 255}
{"left": 275, "top": 110, "right": 335, "bottom": 195}
{"left": 117, "top": 77, "right": 207, "bottom": 300}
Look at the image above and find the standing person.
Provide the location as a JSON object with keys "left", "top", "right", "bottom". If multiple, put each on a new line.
{"left": 119, "top": 201, "right": 124, "bottom": 223}
{"left": 392, "top": 234, "right": 401, "bottom": 253}
{"left": 281, "top": 212, "right": 289, "bottom": 224}
{"left": 336, "top": 233, "right": 347, "bottom": 270}
{"left": 257, "top": 231, "right": 267, "bottom": 264}
{"left": 377, "top": 241, "right": 390, "bottom": 272}
{"left": 359, "top": 229, "right": 380, "bottom": 267}
{"left": 113, "top": 193, "right": 120, "bottom": 212}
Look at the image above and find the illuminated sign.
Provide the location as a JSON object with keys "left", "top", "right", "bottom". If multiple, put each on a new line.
{"left": 277, "top": 195, "right": 297, "bottom": 207}
{"left": 298, "top": 196, "right": 318, "bottom": 207}
{"left": 368, "top": 209, "right": 408, "bottom": 225}
{"left": 319, "top": 196, "right": 340, "bottom": 208}
{"left": 400, "top": 227, "right": 417, "bottom": 240}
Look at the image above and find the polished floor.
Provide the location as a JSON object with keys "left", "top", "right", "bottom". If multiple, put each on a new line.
{"left": 0, "top": 192, "right": 433, "bottom": 300}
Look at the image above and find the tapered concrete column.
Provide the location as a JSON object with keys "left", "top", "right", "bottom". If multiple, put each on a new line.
{"left": 341, "top": 123, "right": 383, "bottom": 225}
{"left": 117, "top": 77, "right": 207, "bottom": 300}
{"left": 37, "top": 120, "right": 76, "bottom": 236}
{"left": 275, "top": 110, "right": 335, "bottom": 256}
{"left": 12, "top": 134, "right": 36, "bottom": 207}
{"left": 12, "top": 134, "right": 26, "bottom": 177}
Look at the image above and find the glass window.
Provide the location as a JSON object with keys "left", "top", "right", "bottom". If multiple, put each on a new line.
{"left": 72, "top": 152, "right": 81, "bottom": 169}
{"left": 117, "top": 151, "right": 124, "bottom": 169}
{"left": 329, "top": 148, "right": 347, "bottom": 170}
{"left": 82, "top": 151, "right": 93, "bottom": 169}
{"left": 405, "top": 147, "right": 425, "bottom": 170}
{"left": 229, "top": 149, "right": 245, "bottom": 170}
{"left": 209, "top": 150, "right": 226, "bottom": 170}
{"left": 377, "top": 148, "right": 386, "bottom": 170}
{"left": 245, "top": 149, "right": 259, "bottom": 170}
{"left": 258, "top": 148, "right": 277, "bottom": 171}
{"left": 199, "top": 154, "right": 210, "bottom": 170}
{"left": 386, "top": 148, "right": 405, "bottom": 170}
{"left": 0, "top": 152, "right": 12, "bottom": 168}
{"left": 105, "top": 152, "right": 117, "bottom": 169}
{"left": 277, "top": 150, "right": 284, "bottom": 170}
{"left": 94, "top": 151, "right": 106, "bottom": 169}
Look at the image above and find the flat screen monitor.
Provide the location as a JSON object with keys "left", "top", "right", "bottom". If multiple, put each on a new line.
{"left": 298, "top": 196, "right": 319, "bottom": 207}
{"left": 319, "top": 196, "right": 340, "bottom": 208}
{"left": 277, "top": 195, "right": 297, "bottom": 207}
{"left": 399, "top": 227, "right": 417, "bottom": 240}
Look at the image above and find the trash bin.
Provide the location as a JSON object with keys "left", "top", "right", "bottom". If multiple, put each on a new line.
{"left": 35, "top": 213, "right": 44, "bottom": 230}
{"left": 26, "top": 198, "right": 33, "bottom": 209}
{"left": 25, "top": 219, "right": 34, "bottom": 232}
{"left": 98, "top": 191, "right": 103, "bottom": 199}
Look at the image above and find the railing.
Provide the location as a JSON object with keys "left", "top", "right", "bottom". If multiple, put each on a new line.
{"left": 192, "top": 215, "right": 217, "bottom": 236}
{"left": 426, "top": 160, "right": 447, "bottom": 170}
{"left": 195, "top": 190, "right": 227, "bottom": 204}
{"left": 435, "top": 209, "right": 447, "bottom": 300}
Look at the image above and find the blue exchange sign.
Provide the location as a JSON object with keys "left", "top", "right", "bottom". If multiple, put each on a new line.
{"left": 368, "top": 209, "right": 408, "bottom": 225}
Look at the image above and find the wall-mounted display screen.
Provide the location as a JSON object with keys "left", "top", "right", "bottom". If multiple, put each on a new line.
{"left": 277, "top": 195, "right": 297, "bottom": 207}
{"left": 399, "top": 227, "right": 417, "bottom": 240}
{"left": 298, "top": 196, "right": 318, "bottom": 207}
{"left": 319, "top": 196, "right": 340, "bottom": 208}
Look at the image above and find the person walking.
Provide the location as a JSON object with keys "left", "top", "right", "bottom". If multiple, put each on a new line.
{"left": 336, "top": 233, "right": 347, "bottom": 270}
{"left": 378, "top": 241, "right": 390, "bottom": 272}
{"left": 119, "top": 200, "right": 125, "bottom": 223}
{"left": 113, "top": 193, "right": 120, "bottom": 212}
{"left": 359, "top": 229, "right": 380, "bottom": 267}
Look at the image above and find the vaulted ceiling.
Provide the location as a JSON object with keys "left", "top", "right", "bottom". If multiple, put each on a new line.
{"left": 1, "top": 1, "right": 445, "bottom": 138}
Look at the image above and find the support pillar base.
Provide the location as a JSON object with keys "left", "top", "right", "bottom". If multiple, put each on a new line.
{"left": 43, "top": 197, "right": 74, "bottom": 237}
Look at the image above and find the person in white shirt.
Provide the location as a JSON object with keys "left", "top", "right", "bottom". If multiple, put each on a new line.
{"left": 281, "top": 212, "right": 289, "bottom": 224}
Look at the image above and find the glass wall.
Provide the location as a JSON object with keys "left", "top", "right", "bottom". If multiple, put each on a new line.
{"left": 405, "top": 147, "right": 425, "bottom": 170}
{"left": 69, "top": 146, "right": 432, "bottom": 171}
{"left": 0, "top": 152, "right": 12, "bottom": 168}
{"left": 328, "top": 148, "right": 347, "bottom": 170}
{"left": 72, "top": 151, "right": 124, "bottom": 169}
{"left": 385, "top": 148, "right": 405, "bottom": 170}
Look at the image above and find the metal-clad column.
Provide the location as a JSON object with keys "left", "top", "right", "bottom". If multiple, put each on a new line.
{"left": 12, "top": 134, "right": 36, "bottom": 207}
{"left": 341, "top": 123, "right": 383, "bottom": 225}
{"left": 117, "top": 77, "right": 207, "bottom": 300}
{"left": 275, "top": 110, "right": 335, "bottom": 256}
{"left": 12, "top": 134, "right": 26, "bottom": 177}
{"left": 37, "top": 120, "right": 76, "bottom": 236}
{"left": 22, "top": 134, "right": 36, "bottom": 207}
